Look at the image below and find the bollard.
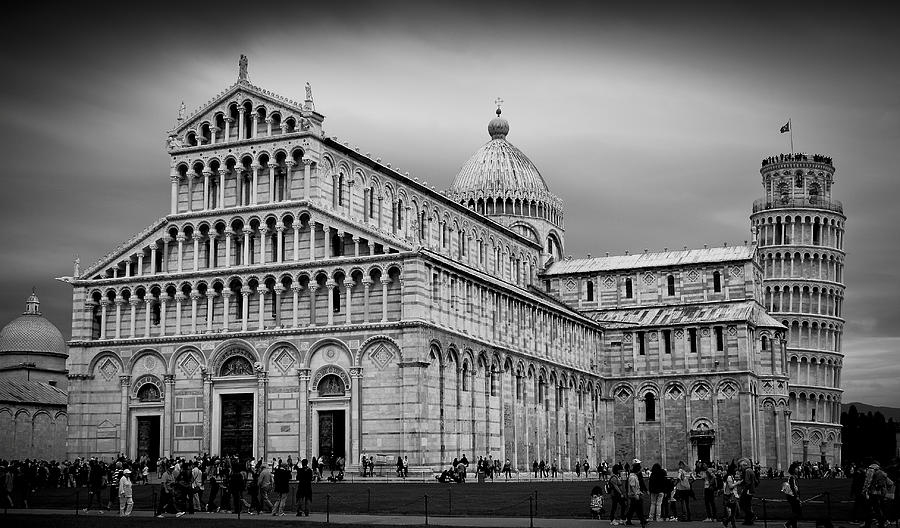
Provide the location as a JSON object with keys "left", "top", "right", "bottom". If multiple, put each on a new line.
{"left": 761, "top": 498, "right": 767, "bottom": 528}
{"left": 326, "top": 493, "right": 330, "bottom": 524}
{"left": 825, "top": 491, "right": 831, "bottom": 519}
{"left": 424, "top": 493, "right": 428, "bottom": 526}
{"left": 448, "top": 488, "right": 452, "bottom": 516}
{"left": 529, "top": 496, "right": 534, "bottom": 528}
{"left": 75, "top": 489, "right": 80, "bottom": 516}
{"left": 367, "top": 488, "right": 371, "bottom": 513}
{"left": 152, "top": 488, "right": 157, "bottom": 515}
{"left": 534, "top": 490, "right": 538, "bottom": 517}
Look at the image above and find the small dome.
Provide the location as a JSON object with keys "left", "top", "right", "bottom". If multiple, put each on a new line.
{"left": 0, "top": 292, "right": 67, "bottom": 357}
{"left": 449, "top": 109, "right": 550, "bottom": 196}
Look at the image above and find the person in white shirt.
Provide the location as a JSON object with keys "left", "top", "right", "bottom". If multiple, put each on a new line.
{"left": 118, "top": 469, "right": 134, "bottom": 516}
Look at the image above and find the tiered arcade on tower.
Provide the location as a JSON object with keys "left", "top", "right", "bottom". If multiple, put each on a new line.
{"left": 751, "top": 153, "right": 845, "bottom": 464}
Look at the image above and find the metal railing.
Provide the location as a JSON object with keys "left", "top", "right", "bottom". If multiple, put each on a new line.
{"left": 753, "top": 197, "right": 843, "bottom": 214}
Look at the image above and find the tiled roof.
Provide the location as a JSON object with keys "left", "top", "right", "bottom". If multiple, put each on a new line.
{"left": 0, "top": 314, "right": 67, "bottom": 356}
{"left": 0, "top": 378, "right": 67, "bottom": 406}
{"left": 543, "top": 245, "right": 756, "bottom": 276}
{"left": 590, "top": 301, "right": 784, "bottom": 330}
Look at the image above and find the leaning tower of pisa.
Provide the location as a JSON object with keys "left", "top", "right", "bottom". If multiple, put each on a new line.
{"left": 751, "top": 153, "right": 846, "bottom": 465}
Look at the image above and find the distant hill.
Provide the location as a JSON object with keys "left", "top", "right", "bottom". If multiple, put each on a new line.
{"left": 842, "top": 402, "right": 900, "bottom": 422}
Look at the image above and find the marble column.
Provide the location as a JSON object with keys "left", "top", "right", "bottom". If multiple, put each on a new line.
{"left": 326, "top": 280, "right": 336, "bottom": 326}
{"left": 201, "top": 369, "right": 212, "bottom": 454}
{"left": 119, "top": 375, "right": 130, "bottom": 455}
{"left": 380, "top": 278, "right": 390, "bottom": 322}
{"left": 302, "top": 158, "right": 312, "bottom": 200}
{"left": 190, "top": 292, "right": 200, "bottom": 334}
{"left": 99, "top": 299, "right": 109, "bottom": 339}
{"left": 276, "top": 224, "right": 285, "bottom": 262}
{"left": 222, "top": 292, "right": 231, "bottom": 332}
{"left": 291, "top": 286, "right": 301, "bottom": 327}
{"left": 256, "top": 371, "right": 267, "bottom": 459}
{"left": 114, "top": 296, "right": 124, "bottom": 339}
{"left": 350, "top": 367, "right": 363, "bottom": 465}
{"left": 206, "top": 292, "right": 216, "bottom": 333}
{"left": 163, "top": 375, "right": 175, "bottom": 457}
{"left": 144, "top": 298, "right": 152, "bottom": 338}
{"left": 298, "top": 369, "right": 310, "bottom": 457}
{"left": 241, "top": 289, "right": 251, "bottom": 331}
{"left": 192, "top": 234, "right": 201, "bottom": 272}
{"left": 176, "top": 234, "right": 185, "bottom": 273}
{"left": 344, "top": 280, "right": 354, "bottom": 325}
{"left": 129, "top": 298, "right": 139, "bottom": 337}
{"left": 292, "top": 225, "right": 301, "bottom": 261}
{"left": 258, "top": 289, "right": 266, "bottom": 330}
{"left": 170, "top": 175, "right": 179, "bottom": 214}
{"left": 308, "top": 285, "right": 318, "bottom": 327}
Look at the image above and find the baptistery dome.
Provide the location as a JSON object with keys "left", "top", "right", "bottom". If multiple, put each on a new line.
{"left": 449, "top": 108, "right": 553, "bottom": 199}
{"left": 447, "top": 107, "right": 564, "bottom": 258}
{"left": 0, "top": 292, "right": 67, "bottom": 357}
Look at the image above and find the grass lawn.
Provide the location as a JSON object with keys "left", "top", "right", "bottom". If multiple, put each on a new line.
{"left": 19, "top": 478, "right": 855, "bottom": 521}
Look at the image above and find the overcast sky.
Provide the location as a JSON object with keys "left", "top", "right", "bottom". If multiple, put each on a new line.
{"left": 1, "top": 1, "right": 898, "bottom": 406}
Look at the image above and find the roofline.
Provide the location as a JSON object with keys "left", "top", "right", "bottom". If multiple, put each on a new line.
{"left": 323, "top": 138, "right": 543, "bottom": 251}
{"left": 540, "top": 245, "right": 758, "bottom": 276}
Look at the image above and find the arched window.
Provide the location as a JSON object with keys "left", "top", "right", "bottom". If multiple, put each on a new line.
{"left": 462, "top": 362, "right": 470, "bottom": 391}
{"left": 625, "top": 278, "right": 633, "bottom": 299}
{"left": 397, "top": 199, "right": 404, "bottom": 229}
{"left": 586, "top": 281, "right": 594, "bottom": 301}
{"left": 713, "top": 271, "right": 722, "bottom": 293}
{"left": 645, "top": 393, "right": 656, "bottom": 421}
{"left": 337, "top": 174, "right": 344, "bottom": 206}
{"left": 368, "top": 187, "right": 375, "bottom": 218}
{"left": 667, "top": 275, "right": 675, "bottom": 296}
{"left": 761, "top": 336, "right": 769, "bottom": 351}
{"left": 318, "top": 374, "right": 345, "bottom": 397}
{"left": 332, "top": 286, "right": 341, "bottom": 312}
{"left": 137, "top": 383, "right": 160, "bottom": 402}
{"left": 221, "top": 356, "right": 253, "bottom": 376}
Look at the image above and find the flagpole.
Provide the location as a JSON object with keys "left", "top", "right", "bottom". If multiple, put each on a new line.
{"left": 789, "top": 118, "right": 793, "bottom": 155}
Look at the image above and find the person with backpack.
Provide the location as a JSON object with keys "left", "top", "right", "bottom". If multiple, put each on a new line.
{"left": 862, "top": 458, "right": 891, "bottom": 528}
{"left": 675, "top": 460, "right": 694, "bottom": 521}
{"left": 625, "top": 459, "right": 648, "bottom": 528}
{"left": 702, "top": 462, "right": 719, "bottom": 521}
{"left": 782, "top": 462, "right": 801, "bottom": 528}
{"left": 608, "top": 463, "right": 627, "bottom": 525}
{"left": 738, "top": 458, "right": 759, "bottom": 525}
{"left": 722, "top": 464, "right": 740, "bottom": 528}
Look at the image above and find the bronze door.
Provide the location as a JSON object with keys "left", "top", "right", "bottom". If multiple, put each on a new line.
{"left": 221, "top": 394, "right": 254, "bottom": 460}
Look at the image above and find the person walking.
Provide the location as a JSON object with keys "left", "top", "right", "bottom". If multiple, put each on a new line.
{"left": 608, "top": 463, "right": 627, "bottom": 525}
{"left": 258, "top": 463, "right": 274, "bottom": 513}
{"left": 626, "top": 459, "right": 648, "bottom": 528}
{"left": 722, "top": 464, "right": 739, "bottom": 528}
{"left": 648, "top": 462, "right": 667, "bottom": 521}
{"left": 272, "top": 462, "right": 290, "bottom": 516}
{"left": 783, "top": 462, "right": 801, "bottom": 528}
{"left": 738, "top": 458, "right": 758, "bottom": 525}
{"left": 118, "top": 469, "right": 134, "bottom": 516}
{"left": 190, "top": 461, "right": 204, "bottom": 513}
{"left": 503, "top": 459, "right": 512, "bottom": 479}
{"left": 295, "top": 459, "right": 313, "bottom": 517}
{"left": 228, "top": 463, "right": 245, "bottom": 515}
{"left": 701, "top": 462, "right": 719, "bottom": 521}
{"left": 156, "top": 464, "right": 183, "bottom": 518}
{"left": 675, "top": 461, "right": 693, "bottom": 521}
{"left": 862, "top": 458, "right": 889, "bottom": 528}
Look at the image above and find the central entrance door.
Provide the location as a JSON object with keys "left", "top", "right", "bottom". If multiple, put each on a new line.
{"left": 221, "top": 394, "right": 254, "bottom": 460}
{"left": 136, "top": 416, "right": 160, "bottom": 464}
{"left": 318, "top": 410, "right": 346, "bottom": 460}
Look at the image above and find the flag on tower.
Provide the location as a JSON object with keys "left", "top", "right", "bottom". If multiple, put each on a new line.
{"left": 780, "top": 120, "right": 791, "bottom": 133}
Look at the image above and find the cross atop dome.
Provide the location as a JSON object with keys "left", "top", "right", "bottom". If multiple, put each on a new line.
{"left": 494, "top": 97, "right": 503, "bottom": 116}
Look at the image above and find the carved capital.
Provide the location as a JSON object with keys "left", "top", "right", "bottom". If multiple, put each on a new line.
{"left": 119, "top": 375, "right": 131, "bottom": 387}
{"left": 163, "top": 374, "right": 176, "bottom": 385}
{"left": 349, "top": 367, "right": 363, "bottom": 378}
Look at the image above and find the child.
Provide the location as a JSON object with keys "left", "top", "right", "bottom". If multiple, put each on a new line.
{"left": 589, "top": 485, "right": 605, "bottom": 519}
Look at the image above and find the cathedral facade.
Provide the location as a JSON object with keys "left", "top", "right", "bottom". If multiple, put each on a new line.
{"left": 63, "top": 58, "right": 839, "bottom": 470}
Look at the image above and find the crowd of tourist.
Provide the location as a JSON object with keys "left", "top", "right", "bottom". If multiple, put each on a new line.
{"left": 0, "top": 453, "right": 895, "bottom": 525}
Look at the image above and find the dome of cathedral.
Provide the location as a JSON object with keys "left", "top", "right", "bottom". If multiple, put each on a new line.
{"left": 448, "top": 109, "right": 550, "bottom": 197}
{"left": 0, "top": 292, "right": 67, "bottom": 356}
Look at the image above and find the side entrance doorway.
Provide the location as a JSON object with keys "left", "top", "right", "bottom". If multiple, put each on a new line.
{"left": 136, "top": 416, "right": 160, "bottom": 463}
{"left": 317, "top": 409, "right": 346, "bottom": 460}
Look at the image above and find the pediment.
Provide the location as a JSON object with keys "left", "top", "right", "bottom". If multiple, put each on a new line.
{"left": 167, "top": 80, "right": 325, "bottom": 151}
{"left": 79, "top": 217, "right": 170, "bottom": 280}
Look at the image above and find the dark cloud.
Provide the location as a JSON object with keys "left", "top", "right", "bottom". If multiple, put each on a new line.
{"left": 1, "top": 1, "right": 898, "bottom": 405}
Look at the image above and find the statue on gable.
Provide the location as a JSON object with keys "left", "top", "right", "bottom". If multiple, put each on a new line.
{"left": 177, "top": 101, "right": 186, "bottom": 121}
{"left": 304, "top": 82, "right": 315, "bottom": 111}
{"left": 238, "top": 54, "right": 249, "bottom": 82}
{"left": 166, "top": 133, "right": 183, "bottom": 151}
